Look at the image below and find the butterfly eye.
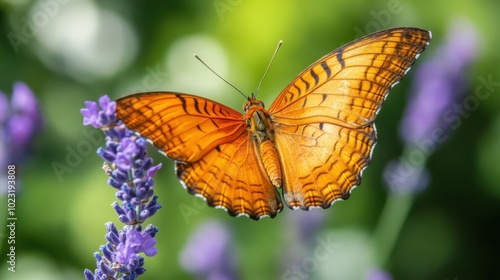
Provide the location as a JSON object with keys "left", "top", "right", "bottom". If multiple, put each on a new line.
{"left": 242, "top": 102, "right": 250, "bottom": 112}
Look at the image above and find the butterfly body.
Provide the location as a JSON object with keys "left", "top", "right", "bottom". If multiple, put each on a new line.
{"left": 244, "top": 95, "right": 282, "bottom": 188}
{"left": 116, "top": 27, "right": 431, "bottom": 220}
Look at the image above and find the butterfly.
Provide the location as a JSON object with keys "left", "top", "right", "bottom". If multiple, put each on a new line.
{"left": 116, "top": 27, "right": 431, "bottom": 220}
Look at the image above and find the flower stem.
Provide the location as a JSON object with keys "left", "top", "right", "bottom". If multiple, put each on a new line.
{"left": 371, "top": 192, "right": 414, "bottom": 267}
{"left": 372, "top": 145, "right": 427, "bottom": 267}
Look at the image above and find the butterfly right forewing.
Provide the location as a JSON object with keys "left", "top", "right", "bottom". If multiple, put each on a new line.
{"left": 269, "top": 28, "right": 431, "bottom": 209}
{"left": 270, "top": 27, "right": 431, "bottom": 127}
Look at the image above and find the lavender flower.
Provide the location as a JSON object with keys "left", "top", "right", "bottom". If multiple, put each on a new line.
{"left": 82, "top": 95, "right": 162, "bottom": 280}
{"left": 179, "top": 220, "right": 238, "bottom": 280}
{"left": 384, "top": 19, "right": 479, "bottom": 193}
{"left": 0, "top": 82, "right": 43, "bottom": 193}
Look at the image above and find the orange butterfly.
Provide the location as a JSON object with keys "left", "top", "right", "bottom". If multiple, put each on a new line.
{"left": 116, "top": 27, "right": 431, "bottom": 220}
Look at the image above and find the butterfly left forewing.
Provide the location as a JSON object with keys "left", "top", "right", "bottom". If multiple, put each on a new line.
{"left": 116, "top": 92, "right": 246, "bottom": 162}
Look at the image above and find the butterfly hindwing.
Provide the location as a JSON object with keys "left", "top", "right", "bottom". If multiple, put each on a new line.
{"left": 274, "top": 122, "right": 376, "bottom": 209}
{"left": 176, "top": 134, "right": 283, "bottom": 219}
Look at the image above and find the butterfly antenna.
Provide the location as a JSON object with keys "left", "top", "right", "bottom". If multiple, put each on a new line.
{"left": 255, "top": 40, "right": 283, "bottom": 97}
{"left": 194, "top": 54, "right": 247, "bottom": 99}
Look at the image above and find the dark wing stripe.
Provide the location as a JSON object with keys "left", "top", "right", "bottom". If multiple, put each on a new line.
{"left": 321, "top": 61, "right": 332, "bottom": 78}
{"left": 336, "top": 49, "right": 345, "bottom": 68}
{"left": 310, "top": 68, "right": 319, "bottom": 85}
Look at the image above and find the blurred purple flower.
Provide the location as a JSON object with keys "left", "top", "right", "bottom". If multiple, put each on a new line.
{"left": 0, "top": 92, "right": 8, "bottom": 124}
{"left": 400, "top": 19, "right": 479, "bottom": 145}
{"left": 11, "top": 82, "right": 42, "bottom": 125}
{"left": 289, "top": 209, "right": 326, "bottom": 245}
{"left": 383, "top": 159, "right": 430, "bottom": 195}
{"left": 384, "top": 19, "right": 479, "bottom": 194}
{"left": 282, "top": 209, "right": 326, "bottom": 276}
{"left": 8, "top": 115, "right": 34, "bottom": 151}
{"left": 0, "top": 82, "right": 43, "bottom": 193}
{"left": 180, "top": 220, "right": 238, "bottom": 280}
{"left": 365, "top": 267, "right": 392, "bottom": 280}
{"left": 1, "top": 82, "right": 43, "bottom": 160}
{"left": 82, "top": 95, "right": 161, "bottom": 280}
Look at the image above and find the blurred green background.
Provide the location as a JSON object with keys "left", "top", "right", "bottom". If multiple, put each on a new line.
{"left": 1, "top": 0, "right": 499, "bottom": 279}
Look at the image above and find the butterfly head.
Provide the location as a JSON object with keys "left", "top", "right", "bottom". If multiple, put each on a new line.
{"left": 243, "top": 94, "right": 265, "bottom": 113}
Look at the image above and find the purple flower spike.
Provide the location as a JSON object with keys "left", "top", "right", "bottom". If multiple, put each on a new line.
{"left": 82, "top": 94, "right": 162, "bottom": 279}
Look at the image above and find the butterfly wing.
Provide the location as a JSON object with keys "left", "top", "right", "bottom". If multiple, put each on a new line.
{"left": 116, "top": 93, "right": 245, "bottom": 162}
{"left": 116, "top": 92, "right": 282, "bottom": 219}
{"left": 176, "top": 134, "right": 282, "bottom": 219}
{"left": 269, "top": 27, "right": 431, "bottom": 209}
